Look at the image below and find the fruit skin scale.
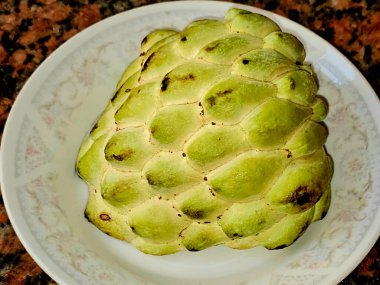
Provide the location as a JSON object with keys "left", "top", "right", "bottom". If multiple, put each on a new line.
{"left": 76, "top": 8, "right": 333, "bottom": 255}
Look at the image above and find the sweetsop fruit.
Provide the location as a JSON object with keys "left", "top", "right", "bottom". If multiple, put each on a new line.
{"left": 76, "top": 8, "right": 333, "bottom": 255}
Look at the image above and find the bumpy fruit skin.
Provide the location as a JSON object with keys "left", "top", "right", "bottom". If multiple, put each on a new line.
{"left": 76, "top": 8, "right": 333, "bottom": 255}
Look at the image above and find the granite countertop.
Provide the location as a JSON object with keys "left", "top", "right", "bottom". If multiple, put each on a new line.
{"left": 0, "top": 0, "right": 379, "bottom": 284}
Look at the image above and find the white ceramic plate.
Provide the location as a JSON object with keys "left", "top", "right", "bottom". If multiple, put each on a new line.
{"left": 1, "top": 1, "right": 380, "bottom": 284}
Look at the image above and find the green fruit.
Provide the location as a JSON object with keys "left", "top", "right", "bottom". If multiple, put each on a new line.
{"left": 76, "top": 8, "right": 333, "bottom": 255}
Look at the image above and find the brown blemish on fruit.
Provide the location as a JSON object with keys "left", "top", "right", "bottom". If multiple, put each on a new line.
{"left": 217, "top": 89, "right": 233, "bottom": 96}
{"left": 289, "top": 78, "right": 296, "bottom": 90}
{"left": 181, "top": 36, "right": 187, "bottom": 42}
{"left": 161, "top": 76, "right": 170, "bottom": 92}
{"left": 90, "top": 123, "right": 98, "bottom": 133}
{"left": 181, "top": 74, "right": 195, "bottom": 81}
{"left": 242, "top": 59, "right": 250, "bottom": 65}
{"left": 182, "top": 207, "right": 205, "bottom": 219}
{"left": 100, "top": 213, "right": 111, "bottom": 221}
{"left": 150, "top": 125, "right": 159, "bottom": 135}
{"left": 146, "top": 174, "right": 156, "bottom": 186}
{"left": 142, "top": 52, "right": 155, "bottom": 71}
{"left": 111, "top": 149, "right": 135, "bottom": 161}
{"left": 207, "top": 89, "right": 233, "bottom": 107}
{"left": 141, "top": 35, "right": 148, "bottom": 45}
{"left": 284, "top": 184, "right": 322, "bottom": 209}
{"left": 205, "top": 43, "right": 220, "bottom": 52}
{"left": 207, "top": 96, "right": 216, "bottom": 107}
{"left": 271, "top": 244, "right": 288, "bottom": 250}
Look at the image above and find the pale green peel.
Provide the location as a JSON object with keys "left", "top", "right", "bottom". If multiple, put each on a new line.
{"left": 219, "top": 200, "right": 285, "bottom": 238}
{"left": 149, "top": 104, "right": 202, "bottom": 146}
{"left": 241, "top": 98, "right": 312, "bottom": 148}
{"left": 143, "top": 152, "right": 202, "bottom": 194}
{"left": 263, "top": 32, "right": 306, "bottom": 63}
{"left": 274, "top": 69, "right": 317, "bottom": 106}
{"left": 202, "top": 76, "right": 277, "bottom": 124}
{"left": 160, "top": 60, "right": 228, "bottom": 105}
{"left": 104, "top": 128, "right": 156, "bottom": 170}
{"left": 115, "top": 82, "right": 159, "bottom": 126}
{"left": 185, "top": 125, "right": 249, "bottom": 170}
{"left": 197, "top": 34, "right": 263, "bottom": 65}
{"left": 286, "top": 121, "right": 328, "bottom": 157}
{"left": 208, "top": 150, "right": 290, "bottom": 201}
{"left": 76, "top": 8, "right": 333, "bottom": 256}
{"left": 128, "top": 197, "right": 189, "bottom": 242}
{"left": 174, "top": 184, "right": 229, "bottom": 221}
{"left": 225, "top": 8, "right": 280, "bottom": 38}
{"left": 181, "top": 222, "right": 228, "bottom": 251}
{"left": 177, "top": 19, "right": 229, "bottom": 58}
{"left": 232, "top": 49, "right": 297, "bottom": 81}
{"left": 140, "top": 29, "right": 179, "bottom": 54}
{"left": 100, "top": 169, "right": 153, "bottom": 209}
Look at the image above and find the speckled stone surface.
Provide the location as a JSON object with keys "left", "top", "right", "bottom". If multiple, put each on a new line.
{"left": 0, "top": 0, "right": 379, "bottom": 284}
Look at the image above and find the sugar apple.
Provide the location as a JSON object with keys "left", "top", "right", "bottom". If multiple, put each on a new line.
{"left": 76, "top": 8, "right": 333, "bottom": 255}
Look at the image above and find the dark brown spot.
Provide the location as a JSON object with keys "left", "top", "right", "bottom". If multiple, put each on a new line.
{"left": 289, "top": 78, "right": 296, "bottom": 90}
{"left": 142, "top": 52, "right": 155, "bottom": 71}
{"left": 182, "top": 152, "right": 187, "bottom": 157}
{"left": 321, "top": 209, "right": 328, "bottom": 219}
{"left": 141, "top": 35, "right": 148, "bottom": 45}
{"left": 295, "top": 61, "right": 301, "bottom": 65}
{"left": 130, "top": 226, "right": 136, "bottom": 232}
{"left": 286, "top": 149, "right": 292, "bottom": 158}
{"left": 217, "top": 215, "right": 222, "bottom": 219}
{"left": 182, "top": 207, "right": 205, "bottom": 219}
{"left": 207, "top": 96, "right": 216, "bottom": 107}
{"left": 158, "top": 196, "right": 162, "bottom": 200}
{"left": 204, "top": 221, "right": 211, "bottom": 224}
{"left": 205, "top": 43, "right": 220, "bottom": 52}
{"left": 203, "top": 177, "right": 208, "bottom": 181}
{"left": 284, "top": 184, "right": 322, "bottom": 209}
{"left": 200, "top": 110, "right": 205, "bottom": 116}
{"left": 146, "top": 174, "right": 156, "bottom": 186}
{"left": 181, "top": 36, "right": 187, "bottom": 42}
{"left": 211, "top": 122, "right": 216, "bottom": 125}
{"left": 242, "top": 59, "right": 250, "bottom": 65}
{"left": 181, "top": 74, "right": 195, "bottom": 80}
{"left": 112, "top": 154, "right": 124, "bottom": 161}
{"left": 178, "top": 213, "right": 182, "bottom": 217}
{"left": 111, "top": 93, "right": 118, "bottom": 102}
{"left": 216, "top": 89, "right": 233, "bottom": 97}
{"left": 186, "top": 247, "right": 199, "bottom": 252}
{"left": 231, "top": 232, "right": 243, "bottom": 238}
{"left": 140, "top": 51, "right": 146, "bottom": 56}
{"left": 84, "top": 212, "right": 91, "bottom": 222}
{"left": 150, "top": 125, "right": 158, "bottom": 135}
{"left": 111, "top": 149, "right": 135, "bottom": 161}
{"left": 90, "top": 123, "right": 98, "bottom": 133}
{"left": 299, "top": 221, "right": 310, "bottom": 236}
{"left": 100, "top": 213, "right": 111, "bottom": 221}
{"left": 161, "top": 76, "right": 170, "bottom": 92}
{"left": 271, "top": 244, "right": 288, "bottom": 250}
